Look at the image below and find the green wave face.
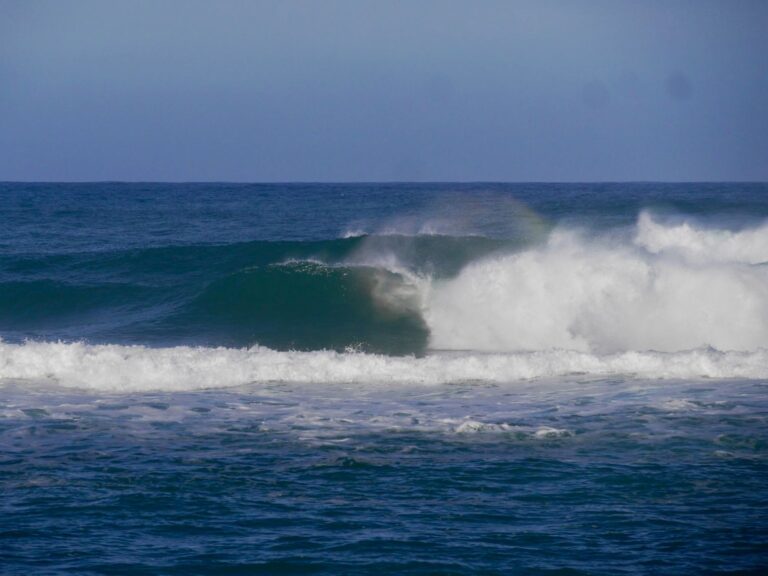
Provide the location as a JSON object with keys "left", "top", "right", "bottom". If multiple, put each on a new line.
{"left": 1, "top": 234, "right": 506, "bottom": 354}
{"left": 172, "top": 262, "right": 430, "bottom": 355}
{"left": 0, "top": 280, "right": 161, "bottom": 331}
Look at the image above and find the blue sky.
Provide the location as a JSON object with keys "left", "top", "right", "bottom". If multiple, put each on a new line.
{"left": 1, "top": 0, "right": 766, "bottom": 181}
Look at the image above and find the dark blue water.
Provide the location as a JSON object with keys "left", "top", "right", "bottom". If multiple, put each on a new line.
{"left": 1, "top": 182, "right": 767, "bottom": 574}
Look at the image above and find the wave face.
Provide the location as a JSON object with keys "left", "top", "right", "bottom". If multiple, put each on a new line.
{"left": 177, "top": 262, "right": 429, "bottom": 355}
{"left": 0, "top": 234, "right": 504, "bottom": 354}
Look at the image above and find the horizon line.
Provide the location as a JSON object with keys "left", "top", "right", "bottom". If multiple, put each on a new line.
{"left": 2, "top": 179, "right": 767, "bottom": 185}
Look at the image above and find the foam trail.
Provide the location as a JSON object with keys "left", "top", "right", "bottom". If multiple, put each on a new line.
{"left": 0, "top": 341, "right": 766, "bottom": 392}
{"left": 425, "top": 222, "right": 768, "bottom": 353}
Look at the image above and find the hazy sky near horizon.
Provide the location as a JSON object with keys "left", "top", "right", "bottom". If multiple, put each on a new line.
{"left": 1, "top": 0, "right": 767, "bottom": 181}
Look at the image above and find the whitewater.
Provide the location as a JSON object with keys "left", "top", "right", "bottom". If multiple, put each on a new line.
{"left": 426, "top": 211, "right": 768, "bottom": 353}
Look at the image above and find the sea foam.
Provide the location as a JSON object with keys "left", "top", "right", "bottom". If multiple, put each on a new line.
{"left": 0, "top": 340, "right": 766, "bottom": 392}
{"left": 424, "top": 213, "right": 768, "bottom": 353}
{"left": 635, "top": 211, "right": 768, "bottom": 264}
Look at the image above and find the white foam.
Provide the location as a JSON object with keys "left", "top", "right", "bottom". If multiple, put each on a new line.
{"left": 533, "top": 426, "right": 572, "bottom": 439}
{"left": 454, "top": 420, "right": 512, "bottom": 433}
{"left": 425, "top": 219, "right": 768, "bottom": 353}
{"left": 635, "top": 211, "right": 768, "bottom": 264}
{"left": 0, "top": 341, "right": 766, "bottom": 393}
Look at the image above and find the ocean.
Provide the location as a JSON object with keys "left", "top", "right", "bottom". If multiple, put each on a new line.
{"left": 1, "top": 182, "right": 767, "bottom": 574}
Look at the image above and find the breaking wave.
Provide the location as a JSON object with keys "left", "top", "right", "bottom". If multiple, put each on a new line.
{"left": 1, "top": 211, "right": 768, "bottom": 390}
{"left": 427, "top": 213, "right": 768, "bottom": 353}
{"left": 634, "top": 211, "right": 768, "bottom": 264}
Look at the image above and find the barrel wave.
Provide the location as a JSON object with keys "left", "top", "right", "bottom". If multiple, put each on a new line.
{"left": 0, "top": 233, "right": 502, "bottom": 354}
{"left": 1, "top": 208, "right": 768, "bottom": 389}
{"left": 176, "top": 262, "right": 428, "bottom": 354}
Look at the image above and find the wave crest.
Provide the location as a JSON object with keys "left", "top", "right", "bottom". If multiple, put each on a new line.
{"left": 634, "top": 211, "right": 768, "bottom": 264}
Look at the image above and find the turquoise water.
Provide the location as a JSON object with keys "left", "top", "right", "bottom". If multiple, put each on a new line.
{"left": 1, "top": 183, "right": 768, "bottom": 574}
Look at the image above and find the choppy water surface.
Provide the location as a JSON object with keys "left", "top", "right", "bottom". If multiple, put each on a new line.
{"left": 2, "top": 183, "right": 768, "bottom": 574}
{"left": 4, "top": 377, "right": 767, "bottom": 575}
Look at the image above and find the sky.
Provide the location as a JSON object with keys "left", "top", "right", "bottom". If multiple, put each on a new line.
{"left": 1, "top": 0, "right": 767, "bottom": 182}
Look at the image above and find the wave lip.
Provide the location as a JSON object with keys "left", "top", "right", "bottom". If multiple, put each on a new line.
{"left": 1, "top": 341, "right": 766, "bottom": 393}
